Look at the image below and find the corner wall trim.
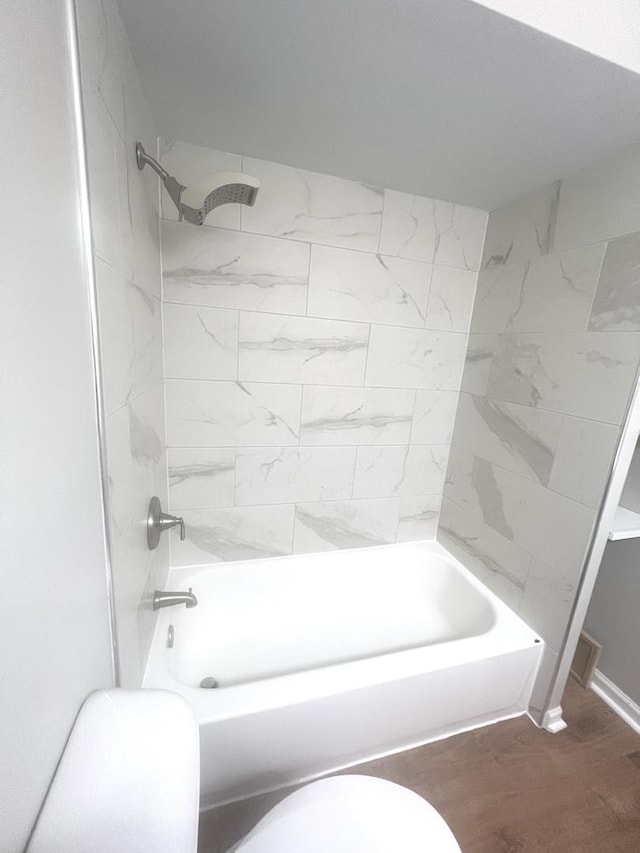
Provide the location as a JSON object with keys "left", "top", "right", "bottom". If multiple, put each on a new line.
{"left": 590, "top": 669, "right": 640, "bottom": 735}
{"left": 541, "top": 706, "right": 567, "bottom": 733}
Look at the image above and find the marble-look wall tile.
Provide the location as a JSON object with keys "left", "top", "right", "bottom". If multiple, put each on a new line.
{"left": 437, "top": 497, "right": 530, "bottom": 611}
{"left": 554, "top": 143, "right": 640, "bottom": 254}
{"left": 548, "top": 417, "right": 619, "bottom": 508}
{"left": 300, "top": 385, "right": 415, "bottom": 446}
{"left": 241, "top": 158, "right": 383, "bottom": 251}
{"left": 410, "top": 390, "right": 459, "bottom": 445}
{"left": 77, "top": 0, "right": 126, "bottom": 137}
{"left": 162, "top": 221, "right": 309, "bottom": 314}
{"left": 365, "top": 326, "right": 467, "bottom": 390}
{"left": 425, "top": 266, "right": 477, "bottom": 332}
{"left": 445, "top": 451, "right": 595, "bottom": 583}
{"left": 83, "top": 84, "right": 121, "bottom": 270}
{"left": 238, "top": 312, "right": 368, "bottom": 385}
{"left": 452, "top": 394, "right": 563, "bottom": 486}
{"left": 95, "top": 258, "right": 162, "bottom": 418}
{"left": 353, "top": 445, "right": 448, "bottom": 499}
{"left": 589, "top": 232, "right": 640, "bottom": 331}
{"left": 166, "top": 380, "right": 301, "bottom": 447}
{"left": 105, "top": 382, "right": 168, "bottom": 686}
{"left": 308, "top": 245, "right": 431, "bottom": 328}
{"left": 158, "top": 138, "right": 242, "bottom": 228}
{"left": 164, "top": 303, "right": 238, "bottom": 380}
{"left": 293, "top": 498, "right": 400, "bottom": 553}
{"left": 158, "top": 141, "right": 493, "bottom": 560}
{"left": 518, "top": 559, "right": 577, "bottom": 652}
{"left": 485, "top": 332, "right": 640, "bottom": 423}
{"left": 481, "top": 181, "right": 561, "bottom": 269}
{"left": 235, "top": 446, "right": 356, "bottom": 505}
{"left": 460, "top": 334, "right": 499, "bottom": 396}
{"left": 380, "top": 190, "right": 486, "bottom": 270}
{"left": 123, "top": 74, "right": 162, "bottom": 301}
{"left": 397, "top": 495, "right": 441, "bottom": 542}
{"left": 168, "top": 447, "right": 235, "bottom": 510}
{"left": 472, "top": 244, "right": 605, "bottom": 334}
{"left": 171, "top": 505, "right": 295, "bottom": 566}
{"left": 79, "top": 0, "right": 167, "bottom": 687}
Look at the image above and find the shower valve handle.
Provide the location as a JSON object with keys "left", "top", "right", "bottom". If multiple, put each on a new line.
{"left": 147, "top": 497, "right": 185, "bottom": 549}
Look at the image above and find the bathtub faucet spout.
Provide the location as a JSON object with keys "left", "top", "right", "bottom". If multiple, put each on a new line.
{"left": 152, "top": 588, "right": 198, "bottom": 611}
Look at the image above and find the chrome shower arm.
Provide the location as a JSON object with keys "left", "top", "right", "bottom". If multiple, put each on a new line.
{"left": 136, "top": 142, "right": 185, "bottom": 215}
{"left": 135, "top": 142, "right": 170, "bottom": 180}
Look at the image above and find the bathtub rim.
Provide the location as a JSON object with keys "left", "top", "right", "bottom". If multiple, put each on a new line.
{"left": 143, "top": 540, "right": 542, "bottom": 722}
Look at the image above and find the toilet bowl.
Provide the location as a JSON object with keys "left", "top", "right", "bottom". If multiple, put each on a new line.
{"left": 228, "top": 775, "right": 461, "bottom": 853}
{"left": 28, "top": 689, "right": 461, "bottom": 853}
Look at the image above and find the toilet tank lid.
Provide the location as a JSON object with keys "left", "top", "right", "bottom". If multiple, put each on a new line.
{"left": 26, "top": 689, "right": 200, "bottom": 853}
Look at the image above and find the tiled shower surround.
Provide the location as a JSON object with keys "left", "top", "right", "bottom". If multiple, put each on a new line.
{"left": 160, "top": 139, "right": 487, "bottom": 565}
{"left": 440, "top": 145, "right": 640, "bottom": 712}
{"left": 78, "top": 0, "right": 168, "bottom": 686}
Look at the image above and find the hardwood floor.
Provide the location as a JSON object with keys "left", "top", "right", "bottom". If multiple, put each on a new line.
{"left": 199, "top": 679, "right": 640, "bottom": 852}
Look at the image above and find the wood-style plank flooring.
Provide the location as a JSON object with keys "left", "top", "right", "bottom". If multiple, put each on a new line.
{"left": 199, "top": 679, "right": 640, "bottom": 852}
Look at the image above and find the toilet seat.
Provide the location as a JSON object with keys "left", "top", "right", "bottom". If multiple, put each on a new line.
{"left": 227, "top": 774, "right": 462, "bottom": 852}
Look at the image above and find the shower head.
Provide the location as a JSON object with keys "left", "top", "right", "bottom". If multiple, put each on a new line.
{"left": 135, "top": 142, "right": 260, "bottom": 226}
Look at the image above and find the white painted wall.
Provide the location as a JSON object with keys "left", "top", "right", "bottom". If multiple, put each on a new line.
{"left": 585, "top": 538, "right": 640, "bottom": 706}
{"left": 473, "top": 0, "right": 640, "bottom": 75}
{"left": 0, "top": 2, "right": 115, "bottom": 850}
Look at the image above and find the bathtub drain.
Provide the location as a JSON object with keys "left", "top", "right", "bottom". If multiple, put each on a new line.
{"left": 200, "top": 676, "right": 219, "bottom": 689}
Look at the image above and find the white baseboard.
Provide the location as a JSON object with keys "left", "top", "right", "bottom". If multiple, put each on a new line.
{"left": 590, "top": 669, "right": 640, "bottom": 735}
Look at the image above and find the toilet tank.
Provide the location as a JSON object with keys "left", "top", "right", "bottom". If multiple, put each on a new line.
{"left": 26, "top": 689, "right": 200, "bottom": 853}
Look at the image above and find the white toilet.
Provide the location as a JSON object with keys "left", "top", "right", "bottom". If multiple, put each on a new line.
{"left": 27, "top": 690, "right": 462, "bottom": 853}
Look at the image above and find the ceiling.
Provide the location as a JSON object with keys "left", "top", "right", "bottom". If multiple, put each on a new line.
{"left": 118, "top": 0, "right": 640, "bottom": 210}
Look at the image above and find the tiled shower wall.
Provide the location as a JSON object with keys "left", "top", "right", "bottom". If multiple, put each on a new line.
{"left": 78, "top": 0, "right": 168, "bottom": 686}
{"left": 160, "top": 139, "right": 487, "bottom": 565}
{"left": 439, "top": 143, "right": 640, "bottom": 714}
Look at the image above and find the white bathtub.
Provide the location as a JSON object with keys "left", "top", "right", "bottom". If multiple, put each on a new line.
{"left": 144, "top": 541, "right": 542, "bottom": 809}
